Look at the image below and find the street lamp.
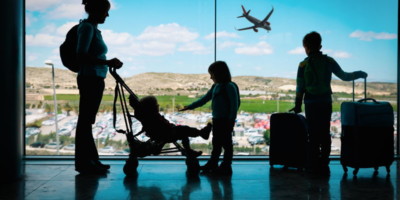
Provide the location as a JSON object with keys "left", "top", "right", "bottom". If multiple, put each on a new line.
{"left": 45, "top": 60, "right": 60, "bottom": 155}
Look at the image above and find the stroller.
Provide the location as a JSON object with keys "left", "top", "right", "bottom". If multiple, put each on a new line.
{"left": 109, "top": 68, "right": 201, "bottom": 177}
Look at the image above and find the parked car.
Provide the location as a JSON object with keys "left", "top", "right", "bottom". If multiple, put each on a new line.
{"left": 99, "top": 146, "right": 115, "bottom": 153}
{"left": 44, "top": 142, "right": 63, "bottom": 149}
{"left": 248, "top": 135, "right": 265, "bottom": 145}
{"left": 41, "top": 119, "right": 55, "bottom": 126}
{"left": 63, "top": 144, "right": 75, "bottom": 151}
{"left": 57, "top": 125, "right": 73, "bottom": 136}
{"left": 30, "top": 142, "right": 45, "bottom": 148}
{"left": 114, "top": 150, "right": 129, "bottom": 155}
{"left": 25, "top": 127, "right": 40, "bottom": 138}
{"left": 232, "top": 138, "right": 239, "bottom": 146}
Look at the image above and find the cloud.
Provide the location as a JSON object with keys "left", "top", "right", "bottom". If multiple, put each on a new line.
{"left": 331, "top": 51, "right": 351, "bottom": 58}
{"left": 178, "top": 41, "right": 211, "bottom": 54}
{"left": 350, "top": 30, "right": 397, "bottom": 41}
{"left": 47, "top": 3, "right": 85, "bottom": 19}
{"left": 218, "top": 41, "right": 244, "bottom": 49}
{"left": 25, "top": 13, "right": 37, "bottom": 27}
{"left": 26, "top": 0, "right": 64, "bottom": 11}
{"left": 205, "top": 31, "right": 240, "bottom": 40}
{"left": 56, "top": 22, "right": 78, "bottom": 36}
{"left": 288, "top": 47, "right": 305, "bottom": 55}
{"left": 26, "top": 34, "right": 63, "bottom": 47}
{"left": 27, "top": 22, "right": 208, "bottom": 59}
{"left": 102, "top": 30, "right": 135, "bottom": 46}
{"left": 323, "top": 49, "right": 351, "bottom": 58}
{"left": 137, "top": 23, "right": 198, "bottom": 43}
{"left": 235, "top": 41, "right": 273, "bottom": 55}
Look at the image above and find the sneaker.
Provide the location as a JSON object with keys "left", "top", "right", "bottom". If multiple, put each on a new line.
{"left": 76, "top": 161, "right": 108, "bottom": 175}
{"left": 200, "top": 123, "right": 212, "bottom": 140}
{"left": 95, "top": 160, "right": 110, "bottom": 170}
{"left": 213, "top": 164, "right": 232, "bottom": 176}
{"left": 185, "top": 149, "right": 203, "bottom": 158}
{"left": 200, "top": 162, "right": 218, "bottom": 173}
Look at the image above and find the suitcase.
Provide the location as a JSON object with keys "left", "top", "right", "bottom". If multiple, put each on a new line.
{"left": 340, "top": 79, "right": 394, "bottom": 176}
{"left": 269, "top": 113, "right": 308, "bottom": 170}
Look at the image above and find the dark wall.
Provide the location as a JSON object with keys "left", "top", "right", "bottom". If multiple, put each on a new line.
{"left": 0, "top": 0, "right": 24, "bottom": 180}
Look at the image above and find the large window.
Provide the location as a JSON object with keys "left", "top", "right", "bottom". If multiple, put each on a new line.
{"left": 25, "top": 0, "right": 398, "bottom": 156}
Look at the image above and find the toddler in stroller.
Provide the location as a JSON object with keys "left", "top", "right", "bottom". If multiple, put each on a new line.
{"left": 109, "top": 67, "right": 211, "bottom": 176}
{"left": 132, "top": 95, "right": 212, "bottom": 158}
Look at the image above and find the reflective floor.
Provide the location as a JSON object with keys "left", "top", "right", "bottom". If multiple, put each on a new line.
{"left": 1, "top": 159, "right": 399, "bottom": 199}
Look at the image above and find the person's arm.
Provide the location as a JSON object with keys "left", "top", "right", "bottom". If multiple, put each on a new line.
{"left": 330, "top": 58, "right": 367, "bottom": 81}
{"left": 290, "top": 61, "right": 305, "bottom": 113}
{"left": 180, "top": 85, "right": 214, "bottom": 111}
{"left": 227, "top": 83, "right": 239, "bottom": 119}
{"left": 76, "top": 23, "right": 122, "bottom": 68}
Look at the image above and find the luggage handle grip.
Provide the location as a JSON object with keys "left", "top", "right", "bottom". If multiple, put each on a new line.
{"left": 352, "top": 78, "right": 367, "bottom": 102}
{"left": 357, "top": 98, "right": 378, "bottom": 103}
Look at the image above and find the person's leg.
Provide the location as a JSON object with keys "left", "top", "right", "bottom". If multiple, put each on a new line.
{"left": 173, "top": 126, "right": 202, "bottom": 157}
{"left": 221, "top": 119, "right": 235, "bottom": 166}
{"left": 201, "top": 119, "right": 222, "bottom": 171}
{"left": 305, "top": 102, "right": 332, "bottom": 174}
{"left": 174, "top": 125, "right": 201, "bottom": 138}
{"left": 318, "top": 103, "right": 332, "bottom": 167}
{"left": 75, "top": 76, "right": 105, "bottom": 172}
{"left": 305, "top": 103, "right": 321, "bottom": 172}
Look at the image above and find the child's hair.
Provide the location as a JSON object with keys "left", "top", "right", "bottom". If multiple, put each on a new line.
{"left": 303, "top": 31, "right": 322, "bottom": 51}
{"left": 139, "top": 96, "right": 159, "bottom": 114}
{"left": 208, "top": 61, "right": 232, "bottom": 83}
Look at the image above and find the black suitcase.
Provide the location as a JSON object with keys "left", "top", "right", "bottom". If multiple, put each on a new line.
{"left": 269, "top": 113, "right": 308, "bottom": 170}
{"left": 340, "top": 79, "right": 394, "bottom": 176}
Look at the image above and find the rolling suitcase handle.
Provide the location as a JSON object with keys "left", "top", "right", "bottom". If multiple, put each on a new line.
{"left": 352, "top": 78, "right": 367, "bottom": 102}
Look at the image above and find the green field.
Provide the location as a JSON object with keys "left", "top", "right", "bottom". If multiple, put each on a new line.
{"left": 41, "top": 94, "right": 397, "bottom": 113}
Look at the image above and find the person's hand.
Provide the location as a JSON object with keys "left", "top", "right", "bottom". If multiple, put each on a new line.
{"left": 107, "top": 58, "right": 123, "bottom": 69}
{"left": 179, "top": 106, "right": 189, "bottom": 112}
{"left": 354, "top": 71, "right": 367, "bottom": 79}
{"left": 289, "top": 106, "right": 302, "bottom": 114}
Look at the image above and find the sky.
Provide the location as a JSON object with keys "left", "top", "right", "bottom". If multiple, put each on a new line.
{"left": 26, "top": 0, "right": 398, "bottom": 82}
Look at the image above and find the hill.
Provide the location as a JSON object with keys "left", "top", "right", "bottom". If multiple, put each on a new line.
{"left": 26, "top": 67, "right": 396, "bottom": 96}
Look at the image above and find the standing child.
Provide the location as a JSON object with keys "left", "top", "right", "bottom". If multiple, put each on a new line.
{"left": 290, "top": 31, "right": 367, "bottom": 176}
{"left": 180, "top": 61, "right": 240, "bottom": 176}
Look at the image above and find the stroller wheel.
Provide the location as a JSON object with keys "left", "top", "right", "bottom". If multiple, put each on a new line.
{"left": 124, "top": 157, "right": 139, "bottom": 177}
{"left": 185, "top": 157, "right": 200, "bottom": 175}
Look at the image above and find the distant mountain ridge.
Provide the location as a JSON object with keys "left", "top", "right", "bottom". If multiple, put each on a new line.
{"left": 26, "top": 67, "right": 396, "bottom": 96}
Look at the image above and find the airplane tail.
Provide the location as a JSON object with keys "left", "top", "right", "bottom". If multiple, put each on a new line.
{"left": 237, "top": 5, "right": 250, "bottom": 18}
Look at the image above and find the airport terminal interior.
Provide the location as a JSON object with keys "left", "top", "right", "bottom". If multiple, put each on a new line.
{"left": 1, "top": 1, "right": 399, "bottom": 200}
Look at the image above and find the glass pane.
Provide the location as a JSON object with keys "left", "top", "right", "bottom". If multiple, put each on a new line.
{"left": 25, "top": 0, "right": 214, "bottom": 156}
{"left": 218, "top": 0, "right": 398, "bottom": 156}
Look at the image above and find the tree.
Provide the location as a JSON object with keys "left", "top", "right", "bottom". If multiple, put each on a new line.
{"left": 263, "top": 129, "right": 270, "bottom": 145}
{"left": 63, "top": 103, "right": 73, "bottom": 116}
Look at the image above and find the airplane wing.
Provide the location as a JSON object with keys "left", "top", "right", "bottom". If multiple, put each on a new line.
{"left": 261, "top": 7, "right": 274, "bottom": 23}
{"left": 236, "top": 26, "right": 256, "bottom": 31}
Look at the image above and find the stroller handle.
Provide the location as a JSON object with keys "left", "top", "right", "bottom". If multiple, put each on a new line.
{"left": 109, "top": 67, "right": 140, "bottom": 108}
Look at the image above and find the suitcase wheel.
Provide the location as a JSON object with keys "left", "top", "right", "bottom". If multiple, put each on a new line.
{"left": 123, "top": 157, "right": 139, "bottom": 177}
{"left": 353, "top": 168, "right": 359, "bottom": 176}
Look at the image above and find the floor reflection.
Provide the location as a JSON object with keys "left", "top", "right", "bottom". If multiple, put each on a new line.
{"left": 340, "top": 173, "right": 394, "bottom": 199}
{"left": 75, "top": 173, "right": 107, "bottom": 200}
{"left": 123, "top": 172, "right": 166, "bottom": 200}
{"left": 204, "top": 174, "right": 233, "bottom": 200}
{"left": 269, "top": 167, "right": 330, "bottom": 200}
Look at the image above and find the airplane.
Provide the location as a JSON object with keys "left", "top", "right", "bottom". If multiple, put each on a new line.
{"left": 236, "top": 5, "right": 274, "bottom": 32}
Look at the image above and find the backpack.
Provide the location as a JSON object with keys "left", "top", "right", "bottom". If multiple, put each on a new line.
{"left": 59, "top": 24, "right": 80, "bottom": 72}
